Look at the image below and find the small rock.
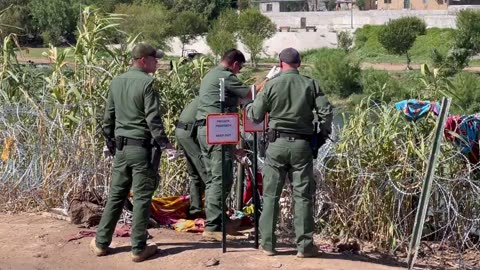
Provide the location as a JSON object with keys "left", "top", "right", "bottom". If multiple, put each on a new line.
{"left": 272, "top": 263, "right": 282, "bottom": 268}
{"left": 36, "top": 234, "right": 48, "bottom": 239}
{"left": 76, "top": 241, "right": 81, "bottom": 245}
{"left": 203, "top": 258, "right": 220, "bottom": 267}
{"left": 42, "top": 254, "right": 48, "bottom": 259}
{"left": 33, "top": 253, "right": 41, "bottom": 258}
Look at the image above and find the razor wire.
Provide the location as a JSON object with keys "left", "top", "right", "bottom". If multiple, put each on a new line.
{"left": 1, "top": 103, "right": 480, "bottom": 268}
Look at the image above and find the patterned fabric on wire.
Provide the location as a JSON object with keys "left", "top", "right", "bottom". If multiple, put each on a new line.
{"left": 394, "top": 99, "right": 441, "bottom": 121}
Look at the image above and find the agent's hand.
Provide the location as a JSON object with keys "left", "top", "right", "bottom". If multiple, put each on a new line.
{"left": 103, "top": 146, "right": 114, "bottom": 159}
{"left": 265, "top": 66, "right": 281, "bottom": 80}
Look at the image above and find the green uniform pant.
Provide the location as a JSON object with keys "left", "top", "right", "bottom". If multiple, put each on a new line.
{"left": 197, "top": 126, "right": 234, "bottom": 232}
{"left": 175, "top": 127, "right": 207, "bottom": 215}
{"left": 96, "top": 145, "right": 158, "bottom": 255}
{"left": 260, "top": 138, "right": 316, "bottom": 253}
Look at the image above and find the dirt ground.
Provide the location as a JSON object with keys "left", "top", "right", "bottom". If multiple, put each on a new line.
{"left": 0, "top": 213, "right": 408, "bottom": 270}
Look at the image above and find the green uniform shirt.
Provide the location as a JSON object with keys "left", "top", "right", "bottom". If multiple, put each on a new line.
{"left": 179, "top": 97, "right": 199, "bottom": 124}
{"left": 247, "top": 69, "right": 333, "bottom": 135}
{"left": 103, "top": 67, "right": 169, "bottom": 145}
{"left": 196, "top": 66, "right": 250, "bottom": 120}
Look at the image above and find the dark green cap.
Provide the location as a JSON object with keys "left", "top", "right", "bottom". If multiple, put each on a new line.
{"left": 279, "top": 47, "right": 301, "bottom": 64}
{"left": 131, "top": 43, "right": 164, "bottom": 59}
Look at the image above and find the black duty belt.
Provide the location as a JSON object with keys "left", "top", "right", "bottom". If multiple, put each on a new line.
{"left": 176, "top": 121, "right": 193, "bottom": 131}
{"left": 277, "top": 131, "right": 312, "bottom": 141}
{"left": 116, "top": 137, "right": 152, "bottom": 148}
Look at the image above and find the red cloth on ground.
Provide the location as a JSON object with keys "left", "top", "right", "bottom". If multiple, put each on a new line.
{"left": 66, "top": 224, "right": 132, "bottom": 242}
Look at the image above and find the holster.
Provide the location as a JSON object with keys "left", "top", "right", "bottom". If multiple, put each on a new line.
{"left": 266, "top": 129, "right": 277, "bottom": 143}
{"left": 115, "top": 136, "right": 125, "bottom": 151}
{"left": 190, "top": 120, "right": 199, "bottom": 141}
{"left": 151, "top": 140, "right": 162, "bottom": 175}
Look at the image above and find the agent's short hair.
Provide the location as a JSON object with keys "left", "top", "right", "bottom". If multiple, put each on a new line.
{"left": 221, "top": 49, "right": 246, "bottom": 66}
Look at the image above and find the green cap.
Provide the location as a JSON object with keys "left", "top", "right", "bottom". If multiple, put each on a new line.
{"left": 131, "top": 43, "right": 164, "bottom": 59}
{"left": 279, "top": 47, "right": 301, "bottom": 64}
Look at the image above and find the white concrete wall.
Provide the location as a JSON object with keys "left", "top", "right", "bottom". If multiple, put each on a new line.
{"left": 167, "top": 9, "right": 479, "bottom": 59}
{"left": 264, "top": 10, "right": 456, "bottom": 30}
{"left": 169, "top": 31, "right": 338, "bottom": 59}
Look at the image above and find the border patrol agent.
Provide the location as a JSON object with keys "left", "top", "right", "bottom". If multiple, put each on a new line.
{"left": 91, "top": 43, "right": 170, "bottom": 262}
{"left": 175, "top": 96, "right": 207, "bottom": 218}
{"left": 246, "top": 48, "right": 333, "bottom": 258}
{"left": 195, "top": 49, "right": 278, "bottom": 241}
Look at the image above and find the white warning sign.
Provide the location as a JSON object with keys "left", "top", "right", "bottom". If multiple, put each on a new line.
{"left": 206, "top": 113, "right": 240, "bottom": 145}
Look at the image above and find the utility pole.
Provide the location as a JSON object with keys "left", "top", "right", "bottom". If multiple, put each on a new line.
{"left": 350, "top": 0, "right": 354, "bottom": 29}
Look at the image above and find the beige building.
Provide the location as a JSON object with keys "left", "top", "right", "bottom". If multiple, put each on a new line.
{"left": 377, "top": 0, "right": 448, "bottom": 10}
{"left": 261, "top": 0, "right": 480, "bottom": 11}
{"left": 377, "top": 0, "right": 480, "bottom": 10}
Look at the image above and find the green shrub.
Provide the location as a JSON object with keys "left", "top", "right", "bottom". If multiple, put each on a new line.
{"left": 451, "top": 72, "right": 480, "bottom": 114}
{"left": 206, "top": 9, "right": 238, "bottom": 60}
{"left": 392, "top": 70, "right": 424, "bottom": 99}
{"left": 170, "top": 11, "right": 208, "bottom": 56}
{"left": 455, "top": 9, "right": 480, "bottom": 55}
{"left": 431, "top": 47, "right": 469, "bottom": 77}
{"left": 337, "top": 31, "right": 353, "bottom": 52}
{"left": 310, "top": 48, "right": 362, "bottom": 98}
{"left": 115, "top": 3, "right": 173, "bottom": 50}
{"left": 361, "top": 69, "right": 405, "bottom": 103}
{"left": 0, "top": 4, "right": 34, "bottom": 43}
{"left": 378, "top": 17, "right": 427, "bottom": 68}
{"left": 354, "top": 25, "right": 453, "bottom": 64}
{"left": 430, "top": 10, "right": 480, "bottom": 75}
{"left": 347, "top": 93, "right": 368, "bottom": 107}
{"left": 356, "top": 0, "right": 365, "bottom": 9}
{"left": 354, "top": 25, "right": 384, "bottom": 51}
{"left": 237, "top": 8, "right": 276, "bottom": 67}
{"left": 29, "top": 0, "right": 78, "bottom": 45}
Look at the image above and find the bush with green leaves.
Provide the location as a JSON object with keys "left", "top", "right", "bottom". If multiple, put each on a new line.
{"left": 354, "top": 25, "right": 453, "bottom": 64}
{"left": 170, "top": 11, "right": 208, "bottom": 56}
{"left": 206, "top": 30, "right": 237, "bottom": 62}
{"left": 431, "top": 9, "right": 480, "bottom": 76}
{"left": 431, "top": 47, "right": 469, "bottom": 77}
{"left": 356, "top": 0, "right": 365, "bottom": 9}
{"left": 310, "top": 48, "right": 362, "bottom": 98}
{"left": 451, "top": 72, "right": 480, "bottom": 114}
{"left": 29, "top": 0, "right": 78, "bottom": 45}
{"left": 237, "top": 8, "right": 276, "bottom": 67}
{"left": 454, "top": 9, "right": 480, "bottom": 56}
{"left": 336, "top": 31, "right": 353, "bottom": 52}
{"left": 167, "top": 0, "right": 231, "bottom": 21}
{"left": 361, "top": 69, "right": 406, "bottom": 103}
{"left": 378, "top": 17, "right": 427, "bottom": 68}
{"left": 115, "top": 3, "right": 173, "bottom": 50}
{"left": 206, "top": 9, "right": 238, "bottom": 61}
{"left": 0, "top": 3, "right": 34, "bottom": 43}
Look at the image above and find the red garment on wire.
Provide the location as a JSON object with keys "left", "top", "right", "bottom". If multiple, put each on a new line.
{"left": 243, "top": 170, "right": 263, "bottom": 205}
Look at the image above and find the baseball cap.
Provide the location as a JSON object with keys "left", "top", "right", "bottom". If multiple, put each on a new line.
{"left": 279, "top": 47, "right": 301, "bottom": 64}
{"left": 131, "top": 43, "right": 164, "bottom": 59}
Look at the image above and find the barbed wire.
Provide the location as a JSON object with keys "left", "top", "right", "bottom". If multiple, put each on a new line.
{"left": 1, "top": 104, "right": 480, "bottom": 268}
